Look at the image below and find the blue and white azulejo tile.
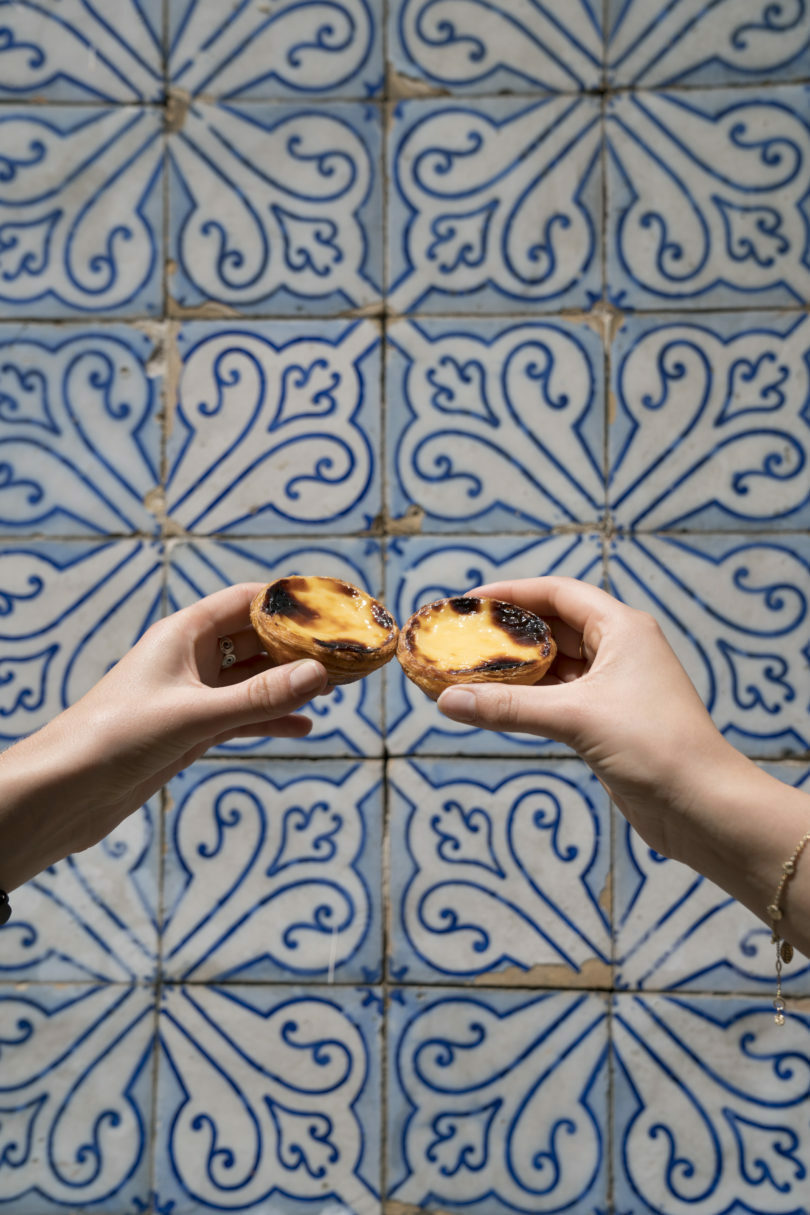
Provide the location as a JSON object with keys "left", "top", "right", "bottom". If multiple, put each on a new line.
{"left": 385, "top": 533, "right": 603, "bottom": 756}
{"left": 0, "top": 797, "right": 160, "bottom": 984}
{"left": 161, "top": 759, "right": 382, "bottom": 983}
{"left": 613, "top": 993, "right": 810, "bottom": 1215}
{"left": 0, "top": 983, "right": 155, "bottom": 1214}
{"left": 0, "top": 324, "right": 161, "bottom": 535}
{"left": 387, "top": 316, "right": 605, "bottom": 531}
{"left": 155, "top": 983, "right": 381, "bottom": 1214}
{"left": 167, "top": 101, "right": 382, "bottom": 314}
{"left": 0, "top": 0, "right": 163, "bottom": 102}
{"left": 388, "top": 758, "right": 611, "bottom": 985}
{"left": 388, "top": 0, "right": 603, "bottom": 94}
{"left": 0, "top": 107, "right": 164, "bottom": 317}
{"left": 606, "top": 85, "right": 810, "bottom": 310}
{"left": 604, "top": 0, "right": 810, "bottom": 88}
{"left": 165, "top": 320, "right": 381, "bottom": 535}
{"left": 607, "top": 0, "right": 810, "bottom": 88}
{"left": 168, "top": 0, "right": 383, "bottom": 100}
{"left": 387, "top": 987, "right": 610, "bottom": 1214}
{"left": 608, "top": 533, "right": 810, "bottom": 757}
{"left": 388, "top": 95, "right": 603, "bottom": 314}
{"left": 609, "top": 311, "right": 810, "bottom": 532}
{"left": 615, "top": 764, "right": 810, "bottom": 993}
{"left": 167, "top": 537, "right": 385, "bottom": 756}
{"left": 0, "top": 539, "right": 163, "bottom": 746}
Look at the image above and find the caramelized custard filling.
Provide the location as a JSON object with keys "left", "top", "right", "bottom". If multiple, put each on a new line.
{"left": 263, "top": 576, "right": 393, "bottom": 651}
{"left": 411, "top": 598, "right": 547, "bottom": 670}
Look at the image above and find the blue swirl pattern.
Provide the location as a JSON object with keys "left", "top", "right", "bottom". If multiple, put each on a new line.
{"left": 609, "top": 313, "right": 810, "bottom": 530}
{"left": 389, "top": 318, "right": 604, "bottom": 529}
{"left": 388, "top": 989, "right": 610, "bottom": 1211}
{"left": 390, "top": 0, "right": 603, "bottom": 92}
{"left": 0, "top": 107, "right": 163, "bottom": 315}
{"left": 168, "top": 102, "right": 381, "bottom": 312}
{"left": 608, "top": 533, "right": 810, "bottom": 756}
{"left": 166, "top": 321, "right": 380, "bottom": 533}
{"left": 389, "top": 759, "right": 611, "bottom": 982}
{"left": 0, "top": 0, "right": 163, "bottom": 101}
{"left": 608, "top": 0, "right": 810, "bottom": 86}
{"left": 388, "top": 95, "right": 602, "bottom": 312}
{"left": 156, "top": 984, "right": 380, "bottom": 1210}
{"left": 607, "top": 88, "right": 810, "bottom": 308}
{"left": 169, "top": 0, "right": 381, "bottom": 98}
{"left": 0, "top": 327, "right": 161, "bottom": 533}
{"left": 613, "top": 994, "right": 810, "bottom": 1212}
{"left": 161, "top": 761, "right": 381, "bottom": 983}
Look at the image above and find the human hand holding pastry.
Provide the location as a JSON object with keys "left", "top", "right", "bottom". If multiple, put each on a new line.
{"left": 0, "top": 582, "right": 329, "bottom": 891}
{"left": 436, "top": 576, "right": 810, "bottom": 967}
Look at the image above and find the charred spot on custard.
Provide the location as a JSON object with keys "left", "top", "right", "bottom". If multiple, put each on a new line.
{"left": 472, "top": 657, "right": 526, "bottom": 672}
{"left": 491, "top": 601, "right": 548, "bottom": 647}
{"left": 315, "top": 638, "right": 373, "bottom": 653}
{"left": 371, "top": 601, "right": 394, "bottom": 630}
{"left": 263, "top": 580, "right": 317, "bottom": 622}
{"left": 448, "top": 597, "right": 481, "bottom": 615}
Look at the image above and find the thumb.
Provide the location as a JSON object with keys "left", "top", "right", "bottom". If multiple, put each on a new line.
{"left": 195, "top": 658, "right": 329, "bottom": 734}
{"left": 437, "top": 680, "right": 586, "bottom": 746}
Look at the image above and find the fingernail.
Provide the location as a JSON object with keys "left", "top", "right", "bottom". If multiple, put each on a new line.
{"left": 290, "top": 660, "right": 325, "bottom": 696}
{"left": 438, "top": 687, "right": 478, "bottom": 723}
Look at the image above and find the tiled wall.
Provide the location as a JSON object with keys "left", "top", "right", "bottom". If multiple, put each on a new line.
{"left": 1, "top": 3, "right": 809, "bottom": 1213}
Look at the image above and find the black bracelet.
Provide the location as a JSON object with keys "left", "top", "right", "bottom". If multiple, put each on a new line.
{"left": 0, "top": 889, "right": 10, "bottom": 925}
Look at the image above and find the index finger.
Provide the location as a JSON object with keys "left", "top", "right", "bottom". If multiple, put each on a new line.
{"left": 464, "top": 576, "right": 622, "bottom": 638}
{"left": 176, "top": 582, "right": 267, "bottom": 636}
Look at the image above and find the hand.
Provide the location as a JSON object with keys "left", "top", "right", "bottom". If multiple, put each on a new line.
{"left": 0, "top": 584, "right": 329, "bottom": 883}
{"left": 436, "top": 577, "right": 737, "bottom": 862}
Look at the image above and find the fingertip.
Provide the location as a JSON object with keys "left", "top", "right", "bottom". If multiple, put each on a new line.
{"left": 437, "top": 686, "right": 479, "bottom": 724}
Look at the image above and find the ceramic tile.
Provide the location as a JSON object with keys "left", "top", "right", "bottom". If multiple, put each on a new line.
{"left": 161, "top": 759, "right": 383, "bottom": 983}
{"left": 0, "top": 0, "right": 164, "bottom": 101}
{"left": 154, "top": 983, "right": 382, "bottom": 1214}
{"left": 606, "top": 86, "right": 810, "bottom": 310}
{"left": 609, "top": 311, "right": 810, "bottom": 532}
{"left": 607, "top": 532, "right": 810, "bottom": 757}
{"left": 0, "top": 106, "right": 164, "bottom": 318}
{"left": 388, "top": 758, "right": 612, "bottom": 986}
{"left": 0, "top": 798, "right": 159, "bottom": 983}
{"left": 168, "top": 0, "right": 384, "bottom": 100}
{"left": 0, "top": 983, "right": 156, "bottom": 1213}
{"left": 613, "top": 992, "right": 810, "bottom": 1214}
{"left": 385, "top": 533, "right": 604, "bottom": 756}
{"left": 607, "top": 0, "right": 810, "bottom": 87}
{"left": 615, "top": 764, "right": 810, "bottom": 994}
{"left": 388, "top": 0, "right": 603, "bottom": 94}
{"left": 165, "top": 320, "right": 381, "bottom": 536}
{"left": 0, "top": 323, "right": 161, "bottom": 535}
{"left": 388, "top": 95, "right": 603, "bottom": 315}
{"left": 167, "top": 101, "right": 382, "bottom": 315}
{"left": 166, "top": 537, "right": 385, "bottom": 756}
{"left": 0, "top": 539, "right": 163, "bottom": 747}
{"left": 387, "top": 987, "right": 610, "bottom": 1213}
{"left": 387, "top": 316, "right": 605, "bottom": 532}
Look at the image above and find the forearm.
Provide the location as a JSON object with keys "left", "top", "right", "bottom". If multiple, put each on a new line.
{"left": 657, "top": 741, "right": 810, "bottom": 957}
{"left": 0, "top": 713, "right": 114, "bottom": 891}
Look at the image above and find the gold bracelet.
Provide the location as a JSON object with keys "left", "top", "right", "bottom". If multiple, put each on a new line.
{"left": 767, "top": 829, "right": 810, "bottom": 1025}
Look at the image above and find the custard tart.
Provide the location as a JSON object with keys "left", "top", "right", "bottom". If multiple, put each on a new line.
{"left": 397, "top": 596, "right": 556, "bottom": 700}
{"left": 250, "top": 575, "right": 398, "bottom": 684}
